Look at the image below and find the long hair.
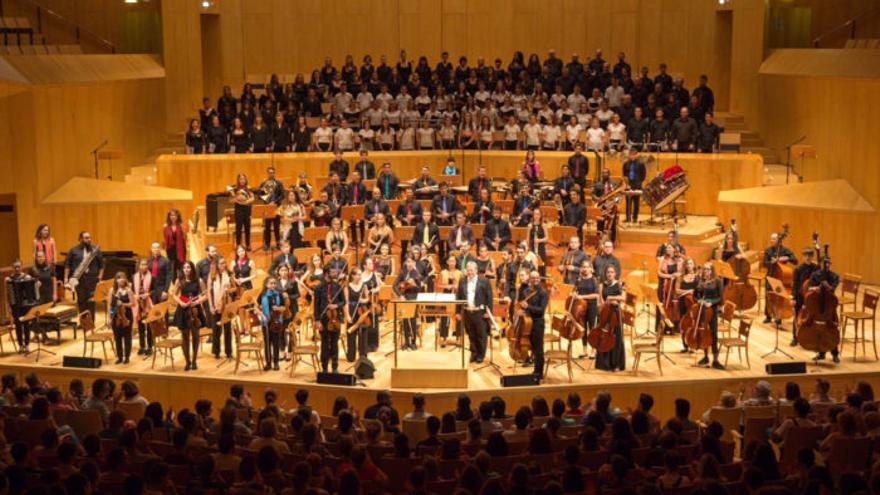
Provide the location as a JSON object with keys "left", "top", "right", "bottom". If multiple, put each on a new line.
{"left": 179, "top": 261, "right": 197, "bottom": 284}
{"left": 112, "top": 271, "right": 128, "bottom": 292}
{"left": 34, "top": 224, "right": 50, "bottom": 240}
{"left": 166, "top": 208, "right": 182, "bottom": 226}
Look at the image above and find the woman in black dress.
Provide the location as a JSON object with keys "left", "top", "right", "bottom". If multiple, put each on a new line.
{"left": 573, "top": 261, "right": 600, "bottom": 359}
{"left": 30, "top": 250, "right": 55, "bottom": 304}
{"left": 251, "top": 114, "right": 271, "bottom": 152}
{"left": 231, "top": 174, "right": 254, "bottom": 250}
{"left": 695, "top": 262, "right": 725, "bottom": 370}
{"left": 185, "top": 118, "right": 206, "bottom": 154}
{"left": 528, "top": 209, "right": 548, "bottom": 274}
{"left": 229, "top": 117, "right": 251, "bottom": 153}
{"left": 206, "top": 115, "right": 228, "bottom": 154}
{"left": 292, "top": 116, "right": 312, "bottom": 152}
{"left": 678, "top": 258, "right": 698, "bottom": 353}
{"left": 277, "top": 263, "right": 299, "bottom": 362}
{"left": 475, "top": 243, "right": 494, "bottom": 277}
{"left": 360, "top": 257, "right": 383, "bottom": 351}
{"left": 657, "top": 244, "right": 681, "bottom": 334}
{"left": 108, "top": 272, "right": 134, "bottom": 365}
{"left": 271, "top": 112, "right": 291, "bottom": 152}
{"left": 173, "top": 261, "right": 206, "bottom": 371}
{"left": 232, "top": 245, "right": 256, "bottom": 292}
{"left": 343, "top": 266, "right": 370, "bottom": 362}
{"left": 596, "top": 264, "right": 626, "bottom": 372}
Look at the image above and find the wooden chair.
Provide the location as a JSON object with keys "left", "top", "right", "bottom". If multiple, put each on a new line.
{"left": 719, "top": 300, "right": 737, "bottom": 338}
{"left": 544, "top": 314, "right": 582, "bottom": 382}
{"left": 66, "top": 409, "right": 104, "bottom": 439}
{"left": 116, "top": 401, "right": 146, "bottom": 422}
{"left": 147, "top": 303, "right": 180, "bottom": 370}
{"left": 826, "top": 436, "right": 872, "bottom": 478}
{"left": 703, "top": 407, "right": 742, "bottom": 442}
{"left": 289, "top": 317, "right": 319, "bottom": 378}
{"left": 773, "top": 426, "right": 823, "bottom": 473}
{"left": 234, "top": 307, "right": 264, "bottom": 373}
{"left": 80, "top": 310, "right": 114, "bottom": 360}
{"left": 401, "top": 419, "right": 428, "bottom": 443}
{"left": 842, "top": 289, "right": 878, "bottom": 361}
{"left": 838, "top": 273, "right": 862, "bottom": 321}
{"left": 719, "top": 318, "right": 752, "bottom": 369}
{"left": 732, "top": 415, "right": 775, "bottom": 460}
{"left": 0, "top": 323, "right": 17, "bottom": 354}
{"left": 632, "top": 321, "right": 665, "bottom": 376}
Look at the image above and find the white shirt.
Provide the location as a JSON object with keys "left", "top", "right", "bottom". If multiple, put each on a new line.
{"left": 543, "top": 125, "right": 561, "bottom": 145}
{"left": 375, "top": 92, "right": 394, "bottom": 111}
{"left": 466, "top": 276, "right": 478, "bottom": 308}
{"left": 333, "top": 92, "right": 353, "bottom": 115}
{"left": 314, "top": 126, "right": 333, "bottom": 144}
{"left": 417, "top": 127, "right": 435, "bottom": 148}
{"left": 605, "top": 86, "right": 625, "bottom": 108}
{"left": 523, "top": 123, "right": 542, "bottom": 145}
{"left": 586, "top": 127, "right": 605, "bottom": 149}
{"left": 365, "top": 108, "right": 385, "bottom": 127}
{"left": 566, "top": 124, "right": 583, "bottom": 142}
{"left": 607, "top": 122, "right": 626, "bottom": 141}
{"left": 356, "top": 92, "right": 374, "bottom": 111}
{"left": 335, "top": 128, "right": 355, "bottom": 150}
{"left": 567, "top": 94, "right": 586, "bottom": 110}
{"left": 398, "top": 128, "right": 416, "bottom": 150}
{"left": 504, "top": 123, "right": 521, "bottom": 141}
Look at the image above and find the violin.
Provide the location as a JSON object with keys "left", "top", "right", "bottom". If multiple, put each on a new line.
{"left": 507, "top": 285, "right": 537, "bottom": 361}
{"left": 722, "top": 219, "right": 758, "bottom": 311}
{"left": 269, "top": 307, "right": 285, "bottom": 333}
{"left": 185, "top": 303, "right": 201, "bottom": 330}
{"left": 323, "top": 285, "right": 345, "bottom": 333}
{"left": 397, "top": 276, "right": 417, "bottom": 294}
{"left": 113, "top": 290, "right": 131, "bottom": 328}
{"left": 797, "top": 244, "right": 840, "bottom": 353}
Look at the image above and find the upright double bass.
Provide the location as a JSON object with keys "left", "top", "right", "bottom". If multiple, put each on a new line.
{"left": 797, "top": 244, "right": 840, "bottom": 353}
{"left": 508, "top": 281, "right": 537, "bottom": 361}
{"left": 722, "top": 219, "right": 758, "bottom": 310}
{"left": 767, "top": 224, "right": 795, "bottom": 321}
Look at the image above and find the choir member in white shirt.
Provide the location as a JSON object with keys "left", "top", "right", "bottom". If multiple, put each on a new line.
{"left": 522, "top": 115, "right": 543, "bottom": 151}
{"left": 314, "top": 118, "right": 334, "bottom": 152}
{"left": 397, "top": 120, "right": 416, "bottom": 151}
{"left": 377, "top": 119, "right": 396, "bottom": 151}
{"left": 416, "top": 120, "right": 436, "bottom": 150}
{"left": 503, "top": 116, "right": 522, "bottom": 150}
{"left": 357, "top": 118, "right": 376, "bottom": 151}
{"left": 543, "top": 117, "right": 562, "bottom": 150}
{"left": 585, "top": 118, "right": 607, "bottom": 152}
{"left": 334, "top": 119, "right": 355, "bottom": 152}
{"left": 565, "top": 116, "right": 583, "bottom": 151}
{"left": 606, "top": 114, "right": 626, "bottom": 151}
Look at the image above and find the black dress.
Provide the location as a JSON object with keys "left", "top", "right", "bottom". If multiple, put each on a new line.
{"left": 186, "top": 130, "right": 206, "bottom": 153}
{"left": 574, "top": 276, "right": 599, "bottom": 330}
{"left": 30, "top": 264, "right": 54, "bottom": 304}
{"left": 229, "top": 129, "right": 251, "bottom": 153}
{"left": 173, "top": 280, "right": 205, "bottom": 329}
{"left": 596, "top": 282, "right": 625, "bottom": 371}
{"left": 206, "top": 125, "right": 228, "bottom": 153}
{"left": 233, "top": 260, "right": 253, "bottom": 290}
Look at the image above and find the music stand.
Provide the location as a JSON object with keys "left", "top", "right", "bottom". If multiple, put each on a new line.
{"left": 762, "top": 277, "right": 793, "bottom": 359}
{"left": 20, "top": 302, "right": 56, "bottom": 362}
{"left": 216, "top": 300, "right": 241, "bottom": 368}
{"left": 476, "top": 307, "right": 503, "bottom": 374}
{"left": 639, "top": 292, "right": 676, "bottom": 365}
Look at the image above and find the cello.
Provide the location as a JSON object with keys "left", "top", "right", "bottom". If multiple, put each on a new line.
{"left": 768, "top": 223, "right": 795, "bottom": 290}
{"left": 722, "top": 219, "right": 758, "bottom": 311}
{"left": 507, "top": 282, "right": 537, "bottom": 361}
{"left": 589, "top": 280, "right": 624, "bottom": 353}
{"left": 797, "top": 244, "right": 840, "bottom": 354}
{"left": 681, "top": 276, "right": 716, "bottom": 350}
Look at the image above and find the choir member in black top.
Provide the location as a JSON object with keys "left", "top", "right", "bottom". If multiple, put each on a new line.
{"left": 206, "top": 115, "right": 228, "bottom": 154}
{"left": 271, "top": 113, "right": 291, "bottom": 152}
{"left": 185, "top": 119, "right": 206, "bottom": 154}
{"left": 250, "top": 115, "right": 271, "bottom": 152}
{"left": 621, "top": 149, "right": 646, "bottom": 223}
{"left": 292, "top": 116, "right": 312, "bottom": 152}
{"left": 626, "top": 107, "right": 650, "bottom": 150}
{"left": 697, "top": 112, "right": 723, "bottom": 153}
{"left": 229, "top": 118, "right": 251, "bottom": 153}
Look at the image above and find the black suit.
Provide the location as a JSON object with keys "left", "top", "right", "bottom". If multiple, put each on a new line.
{"left": 467, "top": 177, "right": 491, "bottom": 202}
{"left": 431, "top": 194, "right": 460, "bottom": 226}
{"left": 622, "top": 159, "right": 646, "bottom": 222}
{"left": 353, "top": 160, "right": 376, "bottom": 180}
{"left": 456, "top": 276, "right": 493, "bottom": 361}
{"left": 364, "top": 199, "right": 391, "bottom": 225}
{"left": 64, "top": 243, "right": 104, "bottom": 316}
{"left": 518, "top": 283, "right": 549, "bottom": 377}
{"left": 376, "top": 172, "right": 400, "bottom": 199}
{"left": 412, "top": 222, "right": 440, "bottom": 253}
{"left": 483, "top": 218, "right": 511, "bottom": 251}
{"left": 395, "top": 200, "right": 423, "bottom": 226}
{"left": 314, "top": 281, "right": 343, "bottom": 371}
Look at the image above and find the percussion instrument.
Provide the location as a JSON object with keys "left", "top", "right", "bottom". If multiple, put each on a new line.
{"left": 644, "top": 166, "right": 689, "bottom": 210}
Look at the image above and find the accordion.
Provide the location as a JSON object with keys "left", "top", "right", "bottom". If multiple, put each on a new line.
{"left": 7, "top": 276, "right": 38, "bottom": 308}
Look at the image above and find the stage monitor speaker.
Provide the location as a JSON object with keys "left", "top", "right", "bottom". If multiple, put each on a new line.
{"left": 354, "top": 358, "right": 375, "bottom": 379}
{"left": 63, "top": 355, "right": 102, "bottom": 369}
{"left": 501, "top": 374, "right": 540, "bottom": 387}
{"left": 765, "top": 361, "right": 806, "bottom": 375}
{"left": 317, "top": 372, "right": 357, "bottom": 386}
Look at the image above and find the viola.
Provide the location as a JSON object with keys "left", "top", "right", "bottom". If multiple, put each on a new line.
{"left": 588, "top": 301, "right": 618, "bottom": 353}
{"left": 185, "top": 304, "right": 201, "bottom": 330}
{"left": 113, "top": 292, "right": 131, "bottom": 328}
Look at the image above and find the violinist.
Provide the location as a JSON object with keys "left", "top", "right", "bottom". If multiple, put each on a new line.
{"left": 364, "top": 187, "right": 391, "bottom": 229}
{"left": 562, "top": 189, "right": 587, "bottom": 243}
{"left": 553, "top": 165, "right": 577, "bottom": 205}
{"left": 394, "top": 256, "right": 423, "bottom": 350}
{"left": 395, "top": 188, "right": 423, "bottom": 227}
{"left": 431, "top": 182, "right": 460, "bottom": 227}
{"left": 484, "top": 205, "right": 511, "bottom": 251}
{"left": 596, "top": 265, "right": 626, "bottom": 372}
{"left": 413, "top": 244, "right": 436, "bottom": 292}
{"left": 512, "top": 182, "right": 536, "bottom": 227}
{"left": 695, "top": 262, "right": 724, "bottom": 370}
{"left": 108, "top": 272, "right": 134, "bottom": 365}
{"left": 298, "top": 254, "right": 324, "bottom": 303}
{"left": 173, "top": 261, "right": 206, "bottom": 371}
{"left": 413, "top": 166, "right": 438, "bottom": 200}
{"left": 519, "top": 270, "right": 549, "bottom": 380}
{"left": 344, "top": 266, "right": 371, "bottom": 362}
{"left": 231, "top": 174, "right": 254, "bottom": 251}
{"left": 207, "top": 258, "right": 233, "bottom": 360}
{"left": 762, "top": 232, "right": 797, "bottom": 324}
{"left": 346, "top": 171, "right": 368, "bottom": 245}
{"left": 259, "top": 277, "right": 286, "bottom": 371}
{"left": 325, "top": 217, "right": 350, "bottom": 256}
{"left": 678, "top": 258, "right": 699, "bottom": 353}
{"left": 456, "top": 261, "right": 493, "bottom": 363}
{"left": 326, "top": 244, "right": 350, "bottom": 279}
{"left": 791, "top": 247, "right": 819, "bottom": 347}
{"left": 412, "top": 210, "right": 440, "bottom": 255}
{"left": 658, "top": 244, "right": 683, "bottom": 334}
{"left": 557, "top": 236, "right": 588, "bottom": 285}
{"left": 808, "top": 255, "right": 840, "bottom": 363}
{"left": 468, "top": 166, "right": 491, "bottom": 202}
{"left": 449, "top": 212, "right": 475, "bottom": 253}
{"left": 375, "top": 243, "right": 396, "bottom": 279}
{"left": 277, "top": 264, "right": 299, "bottom": 362}
{"left": 132, "top": 258, "right": 154, "bottom": 357}
{"left": 314, "top": 268, "right": 344, "bottom": 373}
{"left": 573, "top": 261, "right": 600, "bottom": 359}
{"left": 470, "top": 188, "right": 495, "bottom": 224}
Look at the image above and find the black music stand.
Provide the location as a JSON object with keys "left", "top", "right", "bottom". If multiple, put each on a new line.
{"left": 762, "top": 277, "right": 794, "bottom": 359}
{"left": 21, "top": 302, "right": 56, "bottom": 362}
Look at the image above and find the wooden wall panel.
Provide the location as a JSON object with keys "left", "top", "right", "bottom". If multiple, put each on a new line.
{"left": 161, "top": 0, "right": 204, "bottom": 132}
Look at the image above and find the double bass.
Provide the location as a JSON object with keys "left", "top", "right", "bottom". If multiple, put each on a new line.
{"left": 767, "top": 224, "right": 795, "bottom": 320}
{"left": 797, "top": 244, "right": 840, "bottom": 353}
{"left": 507, "top": 283, "right": 537, "bottom": 361}
{"left": 722, "top": 219, "right": 758, "bottom": 310}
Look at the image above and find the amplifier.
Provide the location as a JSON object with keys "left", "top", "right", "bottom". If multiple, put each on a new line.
{"left": 316, "top": 372, "right": 357, "bottom": 386}
{"left": 501, "top": 374, "right": 540, "bottom": 387}
{"left": 63, "top": 355, "right": 102, "bottom": 369}
{"left": 765, "top": 361, "right": 806, "bottom": 375}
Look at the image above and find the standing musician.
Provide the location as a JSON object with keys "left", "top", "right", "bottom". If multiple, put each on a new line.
{"left": 413, "top": 244, "right": 436, "bottom": 292}
{"left": 762, "top": 232, "right": 797, "bottom": 324}
{"left": 323, "top": 172, "right": 348, "bottom": 207}
{"left": 678, "top": 258, "right": 699, "bottom": 353}
{"left": 467, "top": 166, "right": 492, "bottom": 203}
{"left": 132, "top": 258, "right": 154, "bottom": 357}
{"left": 716, "top": 224, "right": 741, "bottom": 264}
{"left": 394, "top": 256, "right": 423, "bottom": 351}
{"left": 108, "top": 272, "right": 134, "bottom": 365}
{"left": 364, "top": 187, "right": 391, "bottom": 228}
{"left": 808, "top": 254, "right": 840, "bottom": 363}
{"left": 694, "top": 262, "right": 725, "bottom": 370}
{"left": 562, "top": 189, "right": 587, "bottom": 243}
{"left": 6, "top": 260, "right": 35, "bottom": 353}
{"left": 231, "top": 174, "right": 255, "bottom": 251}
{"left": 258, "top": 166, "right": 286, "bottom": 251}
{"left": 431, "top": 182, "right": 460, "bottom": 227}
{"left": 343, "top": 266, "right": 371, "bottom": 362}
{"left": 259, "top": 277, "right": 286, "bottom": 371}
{"left": 413, "top": 166, "right": 438, "bottom": 199}
{"left": 276, "top": 264, "right": 299, "bottom": 361}
{"left": 512, "top": 182, "right": 537, "bottom": 227}
{"left": 448, "top": 212, "right": 475, "bottom": 253}
{"left": 30, "top": 251, "right": 55, "bottom": 305}
{"left": 572, "top": 261, "right": 600, "bottom": 358}
{"left": 268, "top": 241, "right": 298, "bottom": 278}
{"left": 354, "top": 149, "right": 377, "bottom": 180}
{"left": 412, "top": 210, "right": 440, "bottom": 255}
{"left": 557, "top": 236, "right": 589, "bottom": 285}
{"left": 567, "top": 143, "right": 589, "bottom": 188}
{"left": 232, "top": 245, "right": 256, "bottom": 292}
{"left": 280, "top": 189, "right": 307, "bottom": 248}
{"left": 311, "top": 191, "right": 337, "bottom": 227}
{"left": 593, "top": 240, "right": 622, "bottom": 282}
{"left": 314, "top": 268, "right": 344, "bottom": 372}
{"left": 172, "top": 261, "right": 206, "bottom": 371}
{"left": 484, "top": 205, "right": 511, "bottom": 251}
{"left": 596, "top": 265, "right": 626, "bottom": 372}
{"left": 438, "top": 255, "right": 462, "bottom": 347}
{"left": 377, "top": 162, "right": 400, "bottom": 200}
{"left": 395, "top": 188, "right": 423, "bottom": 227}
{"left": 456, "top": 261, "right": 493, "bottom": 363}
{"left": 592, "top": 169, "right": 619, "bottom": 243}
{"left": 196, "top": 244, "right": 222, "bottom": 283}
{"left": 207, "top": 257, "right": 233, "bottom": 360}
{"left": 346, "top": 171, "right": 368, "bottom": 244}
{"left": 791, "top": 247, "right": 818, "bottom": 347}
{"left": 64, "top": 231, "right": 104, "bottom": 318}
{"left": 326, "top": 244, "right": 350, "bottom": 278}
{"left": 622, "top": 149, "right": 646, "bottom": 224}
{"left": 470, "top": 188, "right": 495, "bottom": 224}
{"left": 475, "top": 244, "right": 496, "bottom": 277}
{"left": 553, "top": 165, "right": 577, "bottom": 205}
{"left": 328, "top": 150, "right": 350, "bottom": 182}
{"left": 656, "top": 229, "right": 687, "bottom": 260}
{"left": 518, "top": 270, "right": 549, "bottom": 380}
{"left": 33, "top": 224, "right": 56, "bottom": 267}
{"left": 503, "top": 245, "right": 536, "bottom": 301}
{"left": 162, "top": 209, "right": 187, "bottom": 280}
{"left": 360, "top": 257, "right": 383, "bottom": 351}
{"left": 657, "top": 244, "right": 682, "bottom": 334}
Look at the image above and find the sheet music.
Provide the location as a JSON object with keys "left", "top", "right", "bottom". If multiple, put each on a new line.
{"left": 415, "top": 292, "right": 456, "bottom": 302}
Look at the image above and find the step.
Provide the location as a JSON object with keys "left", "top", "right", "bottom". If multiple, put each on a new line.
{"left": 128, "top": 165, "right": 155, "bottom": 176}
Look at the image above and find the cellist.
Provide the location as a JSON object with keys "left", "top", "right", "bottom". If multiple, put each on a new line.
{"left": 518, "top": 270, "right": 549, "bottom": 381}
{"left": 572, "top": 261, "right": 600, "bottom": 359}
{"left": 808, "top": 255, "right": 840, "bottom": 363}
{"left": 762, "top": 232, "right": 797, "bottom": 324}
{"left": 695, "top": 262, "right": 724, "bottom": 370}
{"left": 790, "top": 247, "right": 818, "bottom": 347}
{"left": 596, "top": 265, "right": 626, "bottom": 372}
{"left": 677, "top": 258, "right": 699, "bottom": 353}
{"left": 657, "top": 244, "right": 681, "bottom": 335}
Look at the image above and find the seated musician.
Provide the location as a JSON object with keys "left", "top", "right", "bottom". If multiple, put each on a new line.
{"left": 326, "top": 244, "right": 350, "bottom": 279}
{"left": 591, "top": 168, "right": 616, "bottom": 202}
{"left": 393, "top": 256, "right": 423, "bottom": 351}
{"left": 808, "top": 255, "right": 840, "bottom": 363}
{"left": 484, "top": 205, "right": 511, "bottom": 251}
{"left": 431, "top": 182, "right": 460, "bottom": 226}
{"left": 470, "top": 188, "right": 495, "bottom": 224}
{"left": 325, "top": 217, "right": 350, "bottom": 256}
{"left": 622, "top": 149, "right": 646, "bottom": 224}
{"left": 762, "top": 232, "right": 797, "bottom": 324}
{"left": 364, "top": 187, "right": 391, "bottom": 228}
{"left": 467, "top": 165, "right": 491, "bottom": 203}
{"left": 311, "top": 191, "right": 336, "bottom": 227}
{"left": 557, "top": 236, "right": 589, "bottom": 285}
{"left": 512, "top": 182, "right": 536, "bottom": 227}
{"left": 295, "top": 172, "right": 314, "bottom": 205}
{"left": 395, "top": 188, "right": 423, "bottom": 227}
{"left": 455, "top": 241, "right": 478, "bottom": 272}
{"left": 510, "top": 169, "right": 530, "bottom": 198}
{"left": 365, "top": 213, "right": 394, "bottom": 256}
{"left": 353, "top": 149, "right": 376, "bottom": 180}
{"left": 448, "top": 212, "right": 475, "bottom": 253}
{"left": 475, "top": 243, "right": 495, "bottom": 278}
{"left": 412, "top": 210, "right": 440, "bottom": 255}
{"left": 553, "top": 164, "right": 577, "bottom": 205}
{"left": 268, "top": 241, "right": 298, "bottom": 278}
{"left": 655, "top": 229, "right": 687, "bottom": 260}
{"left": 376, "top": 162, "right": 400, "bottom": 200}
{"left": 412, "top": 244, "right": 436, "bottom": 292}
{"left": 346, "top": 171, "right": 368, "bottom": 244}
{"left": 791, "top": 247, "right": 818, "bottom": 347}
{"left": 562, "top": 189, "right": 587, "bottom": 242}
{"left": 328, "top": 150, "right": 350, "bottom": 182}
{"left": 413, "top": 166, "right": 438, "bottom": 199}
{"left": 322, "top": 172, "right": 348, "bottom": 206}
{"left": 314, "top": 268, "right": 344, "bottom": 373}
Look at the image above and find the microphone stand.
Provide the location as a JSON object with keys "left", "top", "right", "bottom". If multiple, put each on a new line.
{"left": 91, "top": 139, "right": 109, "bottom": 179}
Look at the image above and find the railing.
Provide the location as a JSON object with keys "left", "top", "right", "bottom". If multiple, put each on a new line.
{"left": 812, "top": 6, "right": 880, "bottom": 48}
{"left": 0, "top": 0, "right": 115, "bottom": 53}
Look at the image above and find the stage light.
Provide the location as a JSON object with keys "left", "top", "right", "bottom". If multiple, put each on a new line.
{"left": 718, "top": 0, "right": 728, "bottom": 5}
{"left": 124, "top": 0, "right": 138, "bottom": 4}
{"left": 201, "top": 0, "right": 213, "bottom": 8}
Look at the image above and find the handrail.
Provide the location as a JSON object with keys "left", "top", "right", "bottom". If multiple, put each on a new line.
{"left": 812, "top": 6, "right": 880, "bottom": 48}
{"left": 10, "top": 0, "right": 116, "bottom": 53}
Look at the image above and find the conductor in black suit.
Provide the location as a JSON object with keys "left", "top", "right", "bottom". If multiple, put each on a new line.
{"left": 621, "top": 149, "right": 646, "bottom": 224}
{"left": 456, "top": 261, "right": 493, "bottom": 363}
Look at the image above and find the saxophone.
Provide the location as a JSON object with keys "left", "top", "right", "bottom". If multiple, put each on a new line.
{"left": 67, "top": 244, "right": 101, "bottom": 293}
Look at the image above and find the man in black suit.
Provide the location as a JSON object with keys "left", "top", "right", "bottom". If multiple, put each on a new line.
{"left": 553, "top": 165, "right": 577, "bottom": 205}
{"left": 353, "top": 149, "right": 376, "bottom": 180}
{"left": 63, "top": 231, "right": 104, "bottom": 317}
{"left": 328, "top": 150, "right": 350, "bottom": 182}
{"left": 412, "top": 210, "right": 440, "bottom": 254}
{"left": 376, "top": 162, "right": 400, "bottom": 200}
{"left": 258, "top": 166, "right": 285, "bottom": 251}
{"left": 364, "top": 187, "right": 391, "bottom": 227}
{"left": 567, "top": 143, "right": 589, "bottom": 187}
{"left": 395, "top": 188, "right": 423, "bottom": 227}
{"left": 519, "top": 270, "right": 549, "bottom": 380}
{"left": 413, "top": 166, "right": 438, "bottom": 200}
{"left": 467, "top": 165, "right": 491, "bottom": 202}
{"left": 314, "top": 268, "right": 344, "bottom": 372}
{"left": 143, "top": 242, "right": 171, "bottom": 355}
{"left": 347, "top": 170, "right": 369, "bottom": 244}
{"left": 456, "top": 261, "right": 493, "bottom": 363}
{"left": 431, "top": 182, "right": 460, "bottom": 226}
{"left": 448, "top": 212, "right": 475, "bottom": 254}
{"left": 621, "top": 149, "right": 646, "bottom": 224}
{"left": 483, "top": 205, "right": 511, "bottom": 251}
{"left": 563, "top": 189, "right": 587, "bottom": 242}
{"left": 394, "top": 256, "right": 423, "bottom": 350}
{"left": 322, "top": 172, "right": 348, "bottom": 206}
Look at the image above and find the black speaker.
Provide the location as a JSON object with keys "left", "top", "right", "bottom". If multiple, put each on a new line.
{"left": 765, "top": 361, "right": 806, "bottom": 375}
{"left": 354, "top": 358, "right": 375, "bottom": 379}
{"left": 501, "top": 374, "right": 540, "bottom": 387}
{"left": 63, "top": 355, "right": 102, "bottom": 369}
{"left": 316, "top": 372, "right": 357, "bottom": 386}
